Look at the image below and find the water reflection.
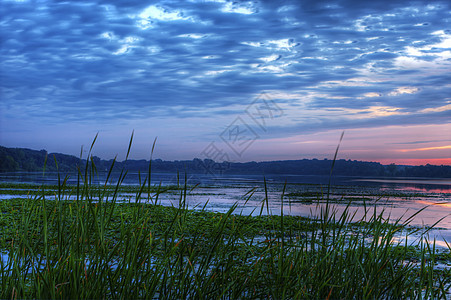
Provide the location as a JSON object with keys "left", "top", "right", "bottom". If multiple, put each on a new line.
{"left": 354, "top": 178, "right": 451, "bottom": 194}
{"left": 416, "top": 200, "right": 451, "bottom": 209}
{"left": 1, "top": 172, "right": 450, "bottom": 247}
{"left": 398, "top": 186, "right": 451, "bottom": 194}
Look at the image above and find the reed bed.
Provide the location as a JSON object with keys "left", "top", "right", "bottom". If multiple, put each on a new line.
{"left": 0, "top": 140, "right": 450, "bottom": 299}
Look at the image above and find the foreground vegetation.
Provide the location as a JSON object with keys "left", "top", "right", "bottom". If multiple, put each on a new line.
{"left": 0, "top": 141, "right": 450, "bottom": 299}
{"left": 1, "top": 188, "right": 450, "bottom": 298}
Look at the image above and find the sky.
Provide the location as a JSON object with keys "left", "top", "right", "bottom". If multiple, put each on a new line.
{"left": 0, "top": 0, "right": 450, "bottom": 165}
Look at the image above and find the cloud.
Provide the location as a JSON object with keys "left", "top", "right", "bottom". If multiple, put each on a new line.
{"left": 1, "top": 0, "right": 450, "bottom": 160}
{"left": 388, "top": 87, "right": 420, "bottom": 96}
{"left": 389, "top": 140, "right": 451, "bottom": 145}
{"left": 399, "top": 145, "right": 451, "bottom": 152}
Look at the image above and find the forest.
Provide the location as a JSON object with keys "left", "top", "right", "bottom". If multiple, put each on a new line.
{"left": 1, "top": 145, "right": 450, "bottom": 178}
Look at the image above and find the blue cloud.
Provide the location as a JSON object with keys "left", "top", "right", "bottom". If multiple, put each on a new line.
{"left": 1, "top": 0, "right": 450, "bottom": 154}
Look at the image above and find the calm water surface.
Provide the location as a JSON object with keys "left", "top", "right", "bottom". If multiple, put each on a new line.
{"left": 1, "top": 172, "right": 450, "bottom": 246}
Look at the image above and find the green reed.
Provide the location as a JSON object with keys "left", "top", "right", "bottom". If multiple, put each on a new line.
{"left": 0, "top": 138, "right": 450, "bottom": 299}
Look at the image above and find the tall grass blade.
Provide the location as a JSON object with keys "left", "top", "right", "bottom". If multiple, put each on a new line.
{"left": 327, "top": 131, "right": 344, "bottom": 200}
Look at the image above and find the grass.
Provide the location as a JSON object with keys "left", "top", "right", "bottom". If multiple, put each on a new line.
{"left": 0, "top": 140, "right": 450, "bottom": 299}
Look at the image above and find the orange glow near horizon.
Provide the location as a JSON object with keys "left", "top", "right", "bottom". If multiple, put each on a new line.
{"left": 399, "top": 145, "right": 451, "bottom": 152}
{"left": 263, "top": 124, "right": 451, "bottom": 166}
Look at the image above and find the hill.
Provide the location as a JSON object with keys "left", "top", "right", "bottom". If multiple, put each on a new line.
{"left": 0, "top": 146, "right": 450, "bottom": 178}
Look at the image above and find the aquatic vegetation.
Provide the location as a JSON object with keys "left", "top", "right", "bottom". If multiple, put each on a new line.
{"left": 0, "top": 139, "right": 449, "bottom": 299}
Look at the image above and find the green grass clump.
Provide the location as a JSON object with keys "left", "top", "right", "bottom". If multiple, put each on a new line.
{"left": 0, "top": 138, "right": 449, "bottom": 299}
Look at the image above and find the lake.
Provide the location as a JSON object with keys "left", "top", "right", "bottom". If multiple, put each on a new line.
{"left": 1, "top": 171, "right": 450, "bottom": 247}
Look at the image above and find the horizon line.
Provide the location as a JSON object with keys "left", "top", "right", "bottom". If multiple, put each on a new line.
{"left": 1, "top": 145, "right": 450, "bottom": 167}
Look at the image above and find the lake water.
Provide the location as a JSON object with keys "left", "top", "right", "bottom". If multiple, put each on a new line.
{"left": 1, "top": 171, "right": 450, "bottom": 247}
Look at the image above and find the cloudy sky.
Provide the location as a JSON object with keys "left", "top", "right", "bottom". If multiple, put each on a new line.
{"left": 1, "top": 0, "right": 450, "bottom": 165}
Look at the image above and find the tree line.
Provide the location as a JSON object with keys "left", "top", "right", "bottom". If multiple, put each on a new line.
{"left": 1, "top": 146, "right": 450, "bottom": 178}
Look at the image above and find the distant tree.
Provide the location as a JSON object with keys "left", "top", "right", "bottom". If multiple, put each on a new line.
{"left": 387, "top": 163, "right": 397, "bottom": 176}
{"left": 0, "top": 146, "right": 450, "bottom": 177}
{"left": 0, "top": 155, "right": 19, "bottom": 172}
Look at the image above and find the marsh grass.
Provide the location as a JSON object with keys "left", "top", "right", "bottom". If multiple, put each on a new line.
{"left": 0, "top": 138, "right": 450, "bottom": 299}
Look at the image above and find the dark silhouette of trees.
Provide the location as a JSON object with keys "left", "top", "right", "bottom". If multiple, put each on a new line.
{"left": 0, "top": 146, "right": 450, "bottom": 178}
